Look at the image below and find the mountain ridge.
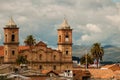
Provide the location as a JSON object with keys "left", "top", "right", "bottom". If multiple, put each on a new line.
{"left": 72, "top": 45, "right": 120, "bottom": 62}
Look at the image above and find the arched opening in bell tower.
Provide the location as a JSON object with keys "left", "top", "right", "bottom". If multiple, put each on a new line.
{"left": 5, "top": 34, "right": 7, "bottom": 42}
{"left": 11, "top": 34, "right": 15, "bottom": 42}
{"left": 65, "top": 35, "right": 69, "bottom": 42}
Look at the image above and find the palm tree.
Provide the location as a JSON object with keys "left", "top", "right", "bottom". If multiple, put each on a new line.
{"left": 80, "top": 53, "right": 94, "bottom": 68}
{"left": 24, "top": 35, "right": 36, "bottom": 68}
{"left": 24, "top": 35, "right": 36, "bottom": 48}
{"left": 91, "top": 43, "right": 104, "bottom": 68}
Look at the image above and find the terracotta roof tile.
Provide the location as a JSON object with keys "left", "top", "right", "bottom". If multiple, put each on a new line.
{"left": 41, "top": 70, "right": 50, "bottom": 74}
{"left": 102, "top": 64, "right": 115, "bottom": 68}
{"left": 101, "top": 64, "right": 120, "bottom": 71}
{"left": 0, "top": 46, "right": 4, "bottom": 56}
{"left": 19, "top": 46, "right": 29, "bottom": 51}
{"left": 73, "top": 70, "right": 90, "bottom": 80}
{"left": 114, "top": 70, "right": 120, "bottom": 79}
{"left": 88, "top": 69, "right": 114, "bottom": 79}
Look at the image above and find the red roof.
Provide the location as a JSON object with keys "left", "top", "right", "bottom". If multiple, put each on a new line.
{"left": 0, "top": 46, "right": 4, "bottom": 56}
{"left": 88, "top": 69, "right": 114, "bottom": 79}
{"left": 19, "top": 46, "right": 29, "bottom": 51}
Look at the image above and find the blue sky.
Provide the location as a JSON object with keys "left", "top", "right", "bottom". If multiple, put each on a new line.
{"left": 0, "top": 0, "right": 120, "bottom": 48}
{"left": 112, "top": 0, "right": 120, "bottom": 3}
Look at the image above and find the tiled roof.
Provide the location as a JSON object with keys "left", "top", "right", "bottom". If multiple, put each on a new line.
{"left": 88, "top": 69, "right": 114, "bottom": 79}
{"left": 114, "top": 70, "right": 120, "bottom": 74}
{"left": 101, "top": 64, "right": 116, "bottom": 68}
{"left": 30, "top": 77, "right": 46, "bottom": 80}
{"left": 59, "top": 18, "right": 70, "bottom": 29}
{"left": 19, "top": 70, "right": 41, "bottom": 76}
{"left": 0, "top": 46, "right": 4, "bottom": 56}
{"left": 19, "top": 46, "right": 29, "bottom": 51}
{"left": 41, "top": 70, "right": 50, "bottom": 74}
{"left": 0, "top": 64, "right": 11, "bottom": 70}
{"left": 73, "top": 70, "right": 90, "bottom": 80}
{"left": 7, "top": 17, "right": 16, "bottom": 26}
{"left": 101, "top": 64, "right": 120, "bottom": 71}
{"left": 114, "top": 70, "right": 120, "bottom": 79}
{"left": 41, "top": 70, "right": 61, "bottom": 75}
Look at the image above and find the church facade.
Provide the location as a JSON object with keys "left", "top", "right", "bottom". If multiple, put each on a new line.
{"left": 1, "top": 17, "right": 73, "bottom": 71}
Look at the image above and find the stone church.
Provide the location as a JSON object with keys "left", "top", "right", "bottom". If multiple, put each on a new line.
{"left": 0, "top": 17, "right": 73, "bottom": 71}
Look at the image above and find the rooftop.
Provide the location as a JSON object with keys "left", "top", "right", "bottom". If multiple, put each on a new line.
{"left": 59, "top": 18, "right": 70, "bottom": 29}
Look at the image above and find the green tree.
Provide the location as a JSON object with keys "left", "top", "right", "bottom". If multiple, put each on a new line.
{"left": 24, "top": 35, "right": 36, "bottom": 68}
{"left": 91, "top": 43, "right": 104, "bottom": 68}
{"left": 16, "top": 56, "right": 28, "bottom": 64}
{"left": 80, "top": 53, "right": 94, "bottom": 67}
{"left": 24, "top": 35, "right": 36, "bottom": 48}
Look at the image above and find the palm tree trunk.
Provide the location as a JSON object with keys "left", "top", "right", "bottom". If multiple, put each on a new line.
{"left": 97, "top": 59, "right": 99, "bottom": 68}
{"left": 30, "top": 46, "right": 32, "bottom": 69}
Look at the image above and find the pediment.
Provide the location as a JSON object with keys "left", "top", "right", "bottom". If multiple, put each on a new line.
{"left": 36, "top": 41, "right": 47, "bottom": 47}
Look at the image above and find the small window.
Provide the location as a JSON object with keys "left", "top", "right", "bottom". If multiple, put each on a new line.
{"left": 59, "top": 35, "right": 61, "bottom": 42}
{"left": 12, "top": 50, "right": 15, "bottom": 55}
{"left": 53, "top": 55, "right": 56, "bottom": 60}
{"left": 25, "top": 55, "right": 27, "bottom": 59}
{"left": 11, "top": 34, "right": 15, "bottom": 42}
{"left": 73, "top": 73, "right": 76, "bottom": 76}
{"left": 5, "top": 50, "right": 7, "bottom": 55}
{"left": 5, "top": 34, "right": 7, "bottom": 42}
{"left": 39, "top": 54, "right": 42, "bottom": 60}
{"left": 66, "top": 51, "right": 68, "bottom": 55}
{"left": 53, "top": 65, "right": 56, "bottom": 70}
{"left": 39, "top": 65, "right": 42, "bottom": 69}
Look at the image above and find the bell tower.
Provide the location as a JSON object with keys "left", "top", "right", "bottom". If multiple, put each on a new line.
{"left": 57, "top": 18, "right": 72, "bottom": 62}
{"left": 3, "top": 17, "right": 19, "bottom": 63}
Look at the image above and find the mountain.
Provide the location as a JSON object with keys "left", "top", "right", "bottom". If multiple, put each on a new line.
{"left": 72, "top": 56, "right": 80, "bottom": 63}
{"left": 72, "top": 45, "right": 120, "bottom": 62}
{"left": 103, "top": 45, "right": 115, "bottom": 48}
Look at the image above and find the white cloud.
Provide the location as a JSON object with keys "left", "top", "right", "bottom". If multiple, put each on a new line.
{"left": 106, "top": 15, "right": 120, "bottom": 25}
{"left": 17, "top": 16, "right": 28, "bottom": 23}
{"left": 0, "top": 0, "right": 120, "bottom": 47}
{"left": 0, "top": 34, "right": 1, "bottom": 40}
{"left": 81, "top": 34, "right": 90, "bottom": 41}
{"left": 86, "top": 24, "right": 102, "bottom": 33}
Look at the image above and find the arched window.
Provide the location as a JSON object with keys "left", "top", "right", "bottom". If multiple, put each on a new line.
{"left": 12, "top": 50, "right": 15, "bottom": 56}
{"left": 66, "top": 50, "right": 68, "bottom": 55}
{"left": 59, "top": 35, "right": 61, "bottom": 42}
{"left": 5, "top": 34, "right": 7, "bottom": 42}
{"left": 5, "top": 50, "right": 7, "bottom": 55}
{"left": 11, "top": 34, "right": 15, "bottom": 42}
{"left": 65, "top": 35, "right": 69, "bottom": 42}
{"left": 39, "top": 54, "right": 42, "bottom": 60}
{"left": 39, "top": 65, "right": 42, "bottom": 69}
{"left": 53, "top": 55, "right": 56, "bottom": 60}
{"left": 53, "top": 65, "right": 56, "bottom": 70}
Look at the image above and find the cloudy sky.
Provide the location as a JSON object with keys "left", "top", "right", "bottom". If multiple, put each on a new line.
{"left": 0, "top": 0, "right": 120, "bottom": 48}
